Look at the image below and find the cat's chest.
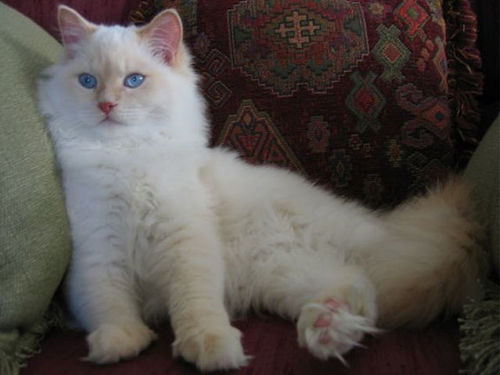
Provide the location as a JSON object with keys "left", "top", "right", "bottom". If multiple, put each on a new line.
{"left": 64, "top": 145, "right": 207, "bottom": 235}
{"left": 108, "top": 155, "right": 193, "bottom": 205}
{"left": 105, "top": 148, "right": 204, "bottom": 210}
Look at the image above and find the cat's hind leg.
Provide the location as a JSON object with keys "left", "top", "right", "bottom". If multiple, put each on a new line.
{"left": 252, "top": 257, "right": 379, "bottom": 364}
{"left": 296, "top": 271, "right": 379, "bottom": 364}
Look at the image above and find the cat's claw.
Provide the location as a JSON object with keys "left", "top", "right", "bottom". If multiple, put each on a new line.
{"left": 297, "top": 298, "right": 378, "bottom": 364}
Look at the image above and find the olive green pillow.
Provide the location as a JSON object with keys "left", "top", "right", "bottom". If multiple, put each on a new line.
{"left": 461, "top": 115, "right": 499, "bottom": 375}
{"left": 0, "top": 4, "right": 71, "bottom": 374}
{"left": 464, "top": 115, "right": 500, "bottom": 276}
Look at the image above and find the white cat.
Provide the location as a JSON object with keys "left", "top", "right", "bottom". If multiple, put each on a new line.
{"left": 38, "top": 5, "right": 485, "bottom": 371}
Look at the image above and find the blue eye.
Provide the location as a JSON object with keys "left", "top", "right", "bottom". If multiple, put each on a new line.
{"left": 124, "top": 73, "right": 145, "bottom": 88}
{"left": 78, "top": 73, "right": 97, "bottom": 89}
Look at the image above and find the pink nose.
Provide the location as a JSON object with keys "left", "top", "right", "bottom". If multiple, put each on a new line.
{"left": 98, "top": 102, "right": 117, "bottom": 115}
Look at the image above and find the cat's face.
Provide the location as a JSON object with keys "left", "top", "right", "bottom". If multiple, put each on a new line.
{"left": 59, "top": 28, "right": 167, "bottom": 128}
{"left": 42, "top": 6, "right": 205, "bottom": 144}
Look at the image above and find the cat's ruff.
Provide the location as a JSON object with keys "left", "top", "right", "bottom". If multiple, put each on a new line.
{"left": 37, "top": 5, "right": 486, "bottom": 372}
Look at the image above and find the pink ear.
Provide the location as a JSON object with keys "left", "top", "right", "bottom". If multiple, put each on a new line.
{"left": 140, "top": 9, "right": 183, "bottom": 64}
{"left": 58, "top": 5, "right": 95, "bottom": 59}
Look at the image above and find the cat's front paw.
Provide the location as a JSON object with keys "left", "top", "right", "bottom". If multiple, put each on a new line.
{"left": 297, "top": 298, "right": 379, "bottom": 364}
{"left": 173, "top": 325, "right": 249, "bottom": 371}
{"left": 85, "top": 322, "right": 157, "bottom": 364}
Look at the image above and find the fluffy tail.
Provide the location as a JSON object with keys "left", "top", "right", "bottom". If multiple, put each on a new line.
{"left": 363, "top": 178, "right": 487, "bottom": 328}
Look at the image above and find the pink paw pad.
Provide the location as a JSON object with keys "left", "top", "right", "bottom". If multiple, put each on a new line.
{"left": 319, "top": 331, "right": 332, "bottom": 344}
{"left": 313, "top": 313, "right": 332, "bottom": 328}
{"left": 324, "top": 298, "right": 350, "bottom": 312}
{"left": 310, "top": 298, "right": 355, "bottom": 347}
{"left": 324, "top": 298, "right": 341, "bottom": 311}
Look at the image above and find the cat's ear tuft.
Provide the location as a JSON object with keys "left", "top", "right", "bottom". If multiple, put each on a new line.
{"left": 58, "top": 5, "right": 96, "bottom": 59}
{"left": 139, "top": 9, "right": 183, "bottom": 66}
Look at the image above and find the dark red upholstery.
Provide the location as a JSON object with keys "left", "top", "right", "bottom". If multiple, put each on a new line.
{"left": 1, "top": 0, "right": 142, "bottom": 40}
{"left": 22, "top": 317, "right": 460, "bottom": 375}
{"left": 178, "top": 0, "right": 456, "bottom": 207}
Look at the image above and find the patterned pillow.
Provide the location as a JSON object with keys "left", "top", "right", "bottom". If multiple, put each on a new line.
{"left": 132, "top": 0, "right": 470, "bottom": 207}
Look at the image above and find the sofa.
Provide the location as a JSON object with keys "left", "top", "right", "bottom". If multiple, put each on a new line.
{"left": 0, "top": 1, "right": 498, "bottom": 374}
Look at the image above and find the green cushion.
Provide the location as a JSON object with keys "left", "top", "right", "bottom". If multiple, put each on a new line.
{"left": 464, "top": 115, "right": 500, "bottom": 275}
{"left": 461, "top": 116, "right": 499, "bottom": 374}
{"left": 0, "top": 4, "right": 71, "bottom": 374}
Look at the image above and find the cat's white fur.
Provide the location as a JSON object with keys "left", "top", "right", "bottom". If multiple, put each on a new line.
{"left": 38, "top": 6, "right": 486, "bottom": 371}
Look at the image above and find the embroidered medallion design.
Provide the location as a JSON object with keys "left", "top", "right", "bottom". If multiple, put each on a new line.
{"left": 192, "top": 33, "right": 233, "bottom": 108}
{"left": 394, "top": 0, "right": 430, "bottom": 41}
{"left": 372, "top": 25, "right": 410, "bottom": 82}
{"left": 330, "top": 149, "right": 352, "bottom": 188}
{"left": 202, "top": 49, "right": 232, "bottom": 108}
{"left": 368, "top": 2, "right": 389, "bottom": 18}
{"left": 218, "top": 100, "right": 303, "bottom": 172}
{"left": 228, "top": 0, "right": 369, "bottom": 96}
{"left": 346, "top": 72, "right": 386, "bottom": 133}
{"left": 416, "top": 38, "right": 434, "bottom": 72}
{"left": 396, "top": 83, "right": 450, "bottom": 149}
{"left": 275, "top": 10, "right": 320, "bottom": 48}
{"left": 129, "top": 0, "right": 458, "bottom": 206}
{"left": 307, "top": 116, "right": 330, "bottom": 153}
{"left": 386, "top": 139, "right": 404, "bottom": 167}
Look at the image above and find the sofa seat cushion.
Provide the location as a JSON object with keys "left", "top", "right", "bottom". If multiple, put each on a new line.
{"left": 22, "top": 316, "right": 460, "bottom": 375}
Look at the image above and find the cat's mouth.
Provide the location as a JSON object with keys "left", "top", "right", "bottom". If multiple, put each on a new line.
{"left": 99, "top": 116, "right": 123, "bottom": 126}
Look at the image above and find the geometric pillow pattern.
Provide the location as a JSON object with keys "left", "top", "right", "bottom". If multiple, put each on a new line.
{"left": 134, "top": 0, "right": 456, "bottom": 207}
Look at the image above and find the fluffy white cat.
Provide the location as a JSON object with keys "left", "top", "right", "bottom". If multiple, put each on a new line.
{"left": 38, "top": 5, "right": 486, "bottom": 371}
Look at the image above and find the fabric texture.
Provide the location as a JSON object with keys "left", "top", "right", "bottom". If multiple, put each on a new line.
{"left": 21, "top": 317, "right": 460, "bottom": 375}
{"left": 0, "top": 4, "right": 71, "bottom": 374}
{"left": 459, "top": 281, "right": 500, "bottom": 375}
{"left": 1, "top": 0, "right": 143, "bottom": 41}
{"left": 131, "top": 0, "right": 482, "bottom": 208}
{"left": 444, "top": 0, "right": 484, "bottom": 167}
{"left": 464, "top": 115, "right": 499, "bottom": 275}
{"left": 460, "top": 115, "right": 499, "bottom": 374}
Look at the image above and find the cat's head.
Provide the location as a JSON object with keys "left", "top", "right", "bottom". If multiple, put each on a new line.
{"left": 39, "top": 6, "right": 207, "bottom": 146}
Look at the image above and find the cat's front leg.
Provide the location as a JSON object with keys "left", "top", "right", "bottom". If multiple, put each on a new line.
{"left": 68, "top": 262, "right": 157, "bottom": 364}
{"left": 67, "top": 232, "right": 157, "bottom": 364}
{"left": 157, "top": 219, "right": 249, "bottom": 371}
{"left": 86, "top": 321, "right": 157, "bottom": 364}
{"left": 172, "top": 320, "right": 246, "bottom": 372}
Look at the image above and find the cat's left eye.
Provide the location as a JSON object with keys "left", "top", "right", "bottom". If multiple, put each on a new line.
{"left": 78, "top": 73, "right": 97, "bottom": 89}
{"left": 124, "top": 73, "right": 145, "bottom": 89}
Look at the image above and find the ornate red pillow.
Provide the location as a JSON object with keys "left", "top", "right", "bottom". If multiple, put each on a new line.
{"left": 132, "top": 0, "right": 467, "bottom": 207}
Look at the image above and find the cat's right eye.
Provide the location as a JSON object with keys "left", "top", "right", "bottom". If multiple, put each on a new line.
{"left": 78, "top": 73, "right": 97, "bottom": 89}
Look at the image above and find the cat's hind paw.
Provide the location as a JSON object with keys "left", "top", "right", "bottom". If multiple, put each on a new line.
{"left": 85, "top": 322, "right": 157, "bottom": 364}
{"left": 297, "top": 298, "right": 379, "bottom": 364}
